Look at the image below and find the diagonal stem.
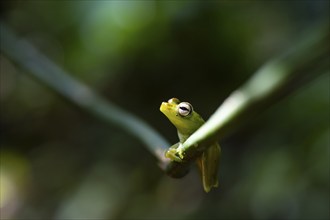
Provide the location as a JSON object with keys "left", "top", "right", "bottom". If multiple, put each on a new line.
{"left": 173, "top": 23, "right": 329, "bottom": 164}
{"left": 1, "top": 22, "right": 328, "bottom": 178}
{"left": 0, "top": 22, "right": 174, "bottom": 171}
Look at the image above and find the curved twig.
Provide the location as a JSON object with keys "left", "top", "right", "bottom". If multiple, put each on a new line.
{"left": 0, "top": 23, "right": 172, "bottom": 170}
{"left": 172, "top": 23, "right": 329, "bottom": 165}
{"left": 1, "top": 22, "right": 328, "bottom": 178}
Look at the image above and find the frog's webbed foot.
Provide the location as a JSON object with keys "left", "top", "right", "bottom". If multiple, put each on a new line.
{"left": 165, "top": 143, "right": 183, "bottom": 162}
{"left": 165, "top": 148, "right": 183, "bottom": 162}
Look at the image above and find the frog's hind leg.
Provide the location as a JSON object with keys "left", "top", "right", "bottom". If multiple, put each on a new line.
{"left": 196, "top": 143, "right": 221, "bottom": 192}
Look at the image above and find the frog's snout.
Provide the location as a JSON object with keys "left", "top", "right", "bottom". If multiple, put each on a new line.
{"left": 160, "top": 102, "right": 173, "bottom": 113}
{"left": 160, "top": 102, "right": 167, "bottom": 112}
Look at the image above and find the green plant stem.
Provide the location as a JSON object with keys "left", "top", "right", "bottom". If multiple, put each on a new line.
{"left": 1, "top": 22, "right": 328, "bottom": 178}
{"left": 0, "top": 23, "right": 172, "bottom": 170}
{"left": 175, "top": 24, "right": 329, "bottom": 162}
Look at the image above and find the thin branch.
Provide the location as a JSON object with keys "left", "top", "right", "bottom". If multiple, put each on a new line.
{"left": 173, "top": 23, "right": 329, "bottom": 164}
{"left": 1, "top": 22, "right": 328, "bottom": 179}
{"left": 0, "top": 22, "right": 174, "bottom": 170}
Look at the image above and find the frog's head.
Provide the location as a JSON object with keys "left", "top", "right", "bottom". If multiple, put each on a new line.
{"left": 160, "top": 98, "right": 204, "bottom": 135}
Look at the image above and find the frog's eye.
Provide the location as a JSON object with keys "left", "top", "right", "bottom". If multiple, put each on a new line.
{"left": 178, "top": 102, "right": 193, "bottom": 117}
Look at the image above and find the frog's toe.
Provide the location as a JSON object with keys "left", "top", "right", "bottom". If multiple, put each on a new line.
{"left": 165, "top": 149, "right": 183, "bottom": 162}
{"left": 177, "top": 149, "right": 185, "bottom": 159}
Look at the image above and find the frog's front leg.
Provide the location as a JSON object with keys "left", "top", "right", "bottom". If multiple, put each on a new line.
{"left": 165, "top": 142, "right": 184, "bottom": 162}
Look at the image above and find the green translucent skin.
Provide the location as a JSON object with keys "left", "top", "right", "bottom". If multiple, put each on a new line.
{"left": 160, "top": 98, "right": 220, "bottom": 193}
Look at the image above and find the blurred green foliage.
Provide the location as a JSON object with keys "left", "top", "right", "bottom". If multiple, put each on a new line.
{"left": 0, "top": 1, "right": 329, "bottom": 220}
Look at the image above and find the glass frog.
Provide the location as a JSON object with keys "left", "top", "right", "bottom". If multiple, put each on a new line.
{"left": 160, "top": 98, "right": 220, "bottom": 192}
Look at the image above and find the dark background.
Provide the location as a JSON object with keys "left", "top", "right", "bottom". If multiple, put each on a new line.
{"left": 1, "top": 1, "right": 329, "bottom": 219}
